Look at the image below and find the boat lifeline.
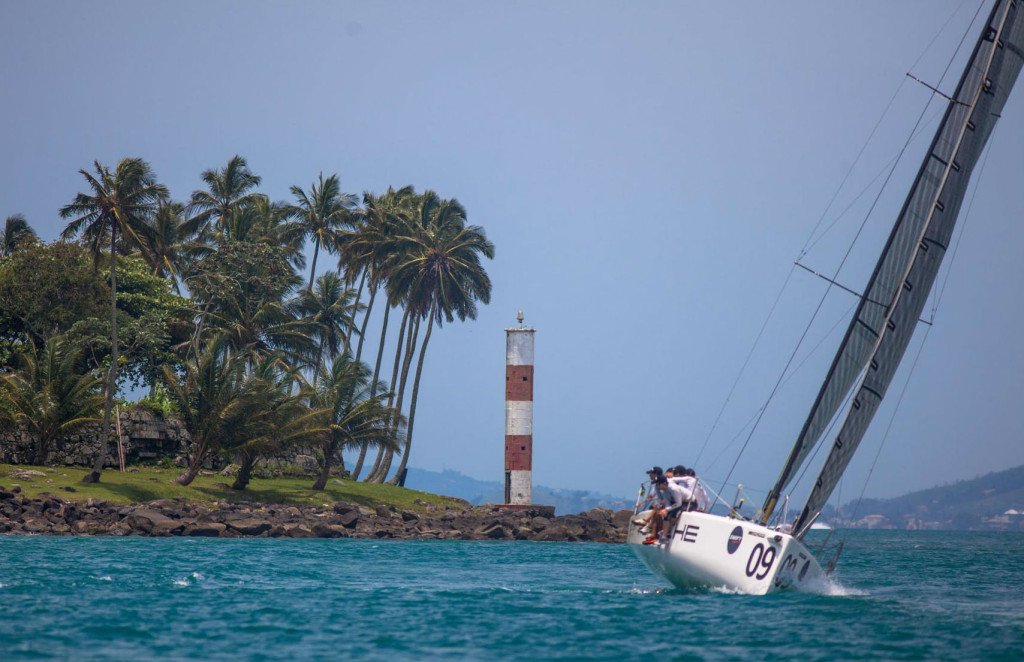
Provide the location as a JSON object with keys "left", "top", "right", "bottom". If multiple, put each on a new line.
{"left": 629, "top": 0, "right": 1023, "bottom": 594}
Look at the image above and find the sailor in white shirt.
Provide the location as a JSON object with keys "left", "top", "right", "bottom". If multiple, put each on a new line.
{"left": 671, "top": 465, "right": 710, "bottom": 512}
{"left": 689, "top": 468, "right": 711, "bottom": 512}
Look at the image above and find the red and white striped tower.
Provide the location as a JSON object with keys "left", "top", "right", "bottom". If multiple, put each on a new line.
{"left": 505, "top": 311, "right": 534, "bottom": 505}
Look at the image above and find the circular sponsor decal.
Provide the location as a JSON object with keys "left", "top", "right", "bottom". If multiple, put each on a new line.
{"left": 727, "top": 526, "right": 743, "bottom": 554}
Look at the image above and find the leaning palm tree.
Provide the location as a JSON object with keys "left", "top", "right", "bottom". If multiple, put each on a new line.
{"left": 346, "top": 186, "right": 416, "bottom": 480}
{"left": 289, "top": 173, "right": 357, "bottom": 290}
{"left": 383, "top": 192, "right": 494, "bottom": 485}
{"left": 59, "top": 157, "right": 168, "bottom": 483}
{"left": 0, "top": 336, "right": 104, "bottom": 465}
{"left": 1, "top": 214, "right": 40, "bottom": 257}
{"left": 186, "top": 155, "right": 264, "bottom": 237}
{"left": 311, "top": 351, "right": 402, "bottom": 490}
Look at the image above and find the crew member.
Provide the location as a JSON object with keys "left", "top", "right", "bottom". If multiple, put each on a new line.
{"left": 643, "top": 474, "right": 685, "bottom": 544}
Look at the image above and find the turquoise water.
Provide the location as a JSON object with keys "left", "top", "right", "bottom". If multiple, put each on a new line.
{"left": 1, "top": 531, "right": 1021, "bottom": 661}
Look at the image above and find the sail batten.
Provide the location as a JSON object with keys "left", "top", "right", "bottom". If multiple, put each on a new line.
{"left": 761, "top": 0, "right": 1024, "bottom": 530}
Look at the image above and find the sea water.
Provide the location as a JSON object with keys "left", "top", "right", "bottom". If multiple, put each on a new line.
{"left": 0, "top": 531, "right": 1021, "bottom": 661}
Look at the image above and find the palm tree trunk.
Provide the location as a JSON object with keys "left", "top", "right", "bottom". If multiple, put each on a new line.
{"left": 83, "top": 230, "right": 118, "bottom": 484}
{"left": 388, "top": 306, "right": 435, "bottom": 486}
{"left": 308, "top": 240, "right": 320, "bottom": 291}
{"left": 174, "top": 456, "right": 204, "bottom": 486}
{"left": 344, "top": 268, "right": 366, "bottom": 348}
{"left": 354, "top": 282, "right": 377, "bottom": 365}
{"left": 369, "top": 313, "right": 419, "bottom": 483}
{"left": 33, "top": 437, "right": 50, "bottom": 466}
{"left": 312, "top": 440, "right": 337, "bottom": 491}
{"left": 366, "top": 309, "right": 411, "bottom": 482}
{"left": 351, "top": 299, "right": 395, "bottom": 480}
{"left": 231, "top": 453, "right": 256, "bottom": 490}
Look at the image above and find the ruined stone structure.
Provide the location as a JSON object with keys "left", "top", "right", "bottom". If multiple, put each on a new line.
{"left": 0, "top": 408, "right": 190, "bottom": 467}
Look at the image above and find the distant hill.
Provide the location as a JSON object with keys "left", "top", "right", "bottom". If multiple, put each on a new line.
{"left": 833, "top": 465, "right": 1024, "bottom": 530}
{"left": 404, "top": 468, "right": 634, "bottom": 515}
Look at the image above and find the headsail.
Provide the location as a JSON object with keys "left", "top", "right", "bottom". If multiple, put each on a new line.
{"left": 762, "top": 0, "right": 1024, "bottom": 529}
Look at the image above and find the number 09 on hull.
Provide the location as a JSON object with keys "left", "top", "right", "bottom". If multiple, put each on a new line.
{"left": 627, "top": 511, "right": 826, "bottom": 594}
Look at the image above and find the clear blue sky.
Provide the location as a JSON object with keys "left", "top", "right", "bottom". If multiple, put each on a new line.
{"left": 2, "top": 1, "right": 1021, "bottom": 505}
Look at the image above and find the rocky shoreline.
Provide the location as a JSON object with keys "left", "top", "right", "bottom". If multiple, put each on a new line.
{"left": 0, "top": 487, "right": 631, "bottom": 542}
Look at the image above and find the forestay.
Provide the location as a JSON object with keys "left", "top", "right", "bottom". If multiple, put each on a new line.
{"left": 764, "top": 0, "right": 1024, "bottom": 533}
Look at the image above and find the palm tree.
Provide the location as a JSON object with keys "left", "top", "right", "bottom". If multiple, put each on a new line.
{"left": 384, "top": 192, "right": 494, "bottom": 485}
{"left": 145, "top": 201, "right": 192, "bottom": 294}
{"left": 220, "top": 196, "right": 307, "bottom": 270}
{"left": 1, "top": 215, "right": 39, "bottom": 257}
{"left": 289, "top": 173, "right": 357, "bottom": 290}
{"left": 186, "top": 155, "right": 264, "bottom": 237}
{"left": 311, "top": 351, "right": 402, "bottom": 490}
{"left": 346, "top": 186, "right": 415, "bottom": 479}
{"left": 59, "top": 158, "right": 168, "bottom": 483}
{"left": 226, "top": 356, "right": 323, "bottom": 491}
{"left": 291, "top": 272, "right": 361, "bottom": 384}
{"left": 0, "top": 336, "right": 104, "bottom": 465}
{"left": 162, "top": 338, "right": 247, "bottom": 486}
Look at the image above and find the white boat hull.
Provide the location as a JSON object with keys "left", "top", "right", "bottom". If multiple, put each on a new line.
{"left": 627, "top": 511, "right": 826, "bottom": 594}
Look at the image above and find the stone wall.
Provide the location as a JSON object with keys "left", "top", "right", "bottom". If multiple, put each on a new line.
{"left": 0, "top": 408, "right": 191, "bottom": 467}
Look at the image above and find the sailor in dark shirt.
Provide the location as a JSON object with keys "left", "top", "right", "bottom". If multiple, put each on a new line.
{"left": 643, "top": 474, "right": 685, "bottom": 544}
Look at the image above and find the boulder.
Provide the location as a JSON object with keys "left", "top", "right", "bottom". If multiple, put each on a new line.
{"left": 227, "top": 518, "right": 272, "bottom": 536}
{"left": 127, "top": 509, "right": 178, "bottom": 534}
{"left": 334, "top": 510, "right": 359, "bottom": 529}
{"left": 285, "top": 524, "right": 313, "bottom": 538}
{"left": 294, "top": 454, "right": 318, "bottom": 472}
{"left": 185, "top": 522, "right": 227, "bottom": 537}
{"left": 332, "top": 502, "right": 357, "bottom": 515}
{"left": 482, "top": 523, "right": 508, "bottom": 540}
{"left": 11, "top": 470, "right": 46, "bottom": 480}
{"left": 22, "top": 518, "right": 51, "bottom": 533}
{"left": 612, "top": 509, "right": 634, "bottom": 529}
{"left": 580, "top": 507, "right": 613, "bottom": 523}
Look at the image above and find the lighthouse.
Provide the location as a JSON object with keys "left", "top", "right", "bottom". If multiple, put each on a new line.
{"left": 504, "top": 311, "right": 534, "bottom": 505}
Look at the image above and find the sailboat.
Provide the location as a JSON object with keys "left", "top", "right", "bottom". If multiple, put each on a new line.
{"left": 628, "top": 0, "right": 1023, "bottom": 594}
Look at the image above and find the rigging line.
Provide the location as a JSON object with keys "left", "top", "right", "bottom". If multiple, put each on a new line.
{"left": 705, "top": 301, "right": 857, "bottom": 474}
{"left": 694, "top": 263, "right": 798, "bottom": 468}
{"left": 802, "top": 106, "right": 945, "bottom": 256}
{"left": 937, "top": 1, "right": 990, "bottom": 91}
{"left": 799, "top": 79, "right": 909, "bottom": 259}
{"left": 801, "top": 0, "right": 972, "bottom": 257}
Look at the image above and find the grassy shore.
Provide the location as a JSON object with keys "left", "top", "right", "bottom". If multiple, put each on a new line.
{"left": 0, "top": 464, "right": 467, "bottom": 512}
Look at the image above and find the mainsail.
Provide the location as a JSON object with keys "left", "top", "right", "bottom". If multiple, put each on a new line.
{"left": 760, "top": 0, "right": 1024, "bottom": 532}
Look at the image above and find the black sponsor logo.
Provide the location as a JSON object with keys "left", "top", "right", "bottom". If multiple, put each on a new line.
{"left": 727, "top": 526, "right": 743, "bottom": 554}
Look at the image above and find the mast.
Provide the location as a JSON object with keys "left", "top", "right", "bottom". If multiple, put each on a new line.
{"left": 761, "top": 0, "right": 1024, "bottom": 529}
